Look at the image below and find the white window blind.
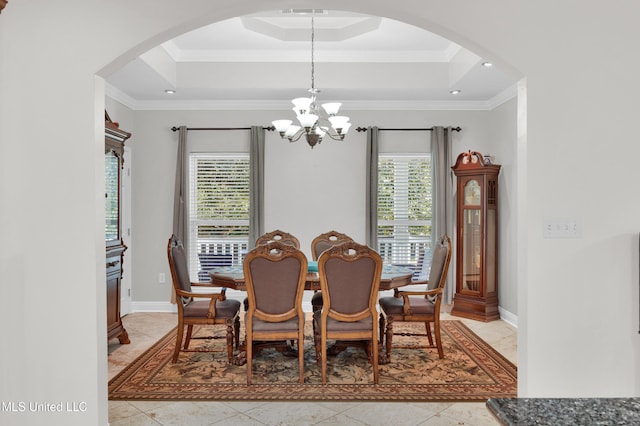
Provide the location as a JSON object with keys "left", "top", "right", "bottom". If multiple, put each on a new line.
{"left": 188, "top": 154, "right": 250, "bottom": 281}
{"left": 377, "top": 154, "right": 432, "bottom": 273}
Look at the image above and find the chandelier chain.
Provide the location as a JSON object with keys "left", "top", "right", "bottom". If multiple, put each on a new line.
{"left": 310, "top": 14, "right": 315, "bottom": 91}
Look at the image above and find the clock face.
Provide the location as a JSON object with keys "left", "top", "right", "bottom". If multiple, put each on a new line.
{"left": 464, "top": 180, "right": 481, "bottom": 205}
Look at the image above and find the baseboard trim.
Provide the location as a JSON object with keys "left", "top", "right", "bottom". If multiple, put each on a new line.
{"left": 130, "top": 301, "right": 177, "bottom": 313}
{"left": 498, "top": 307, "right": 518, "bottom": 328}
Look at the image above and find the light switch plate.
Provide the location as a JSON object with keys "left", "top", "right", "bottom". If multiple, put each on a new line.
{"left": 543, "top": 216, "right": 582, "bottom": 239}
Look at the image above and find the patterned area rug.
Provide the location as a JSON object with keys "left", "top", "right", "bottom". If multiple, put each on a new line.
{"left": 108, "top": 320, "right": 516, "bottom": 402}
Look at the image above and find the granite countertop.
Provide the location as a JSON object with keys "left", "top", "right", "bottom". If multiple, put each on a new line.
{"left": 487, "top": 398, "right": 640, "bottom": 425}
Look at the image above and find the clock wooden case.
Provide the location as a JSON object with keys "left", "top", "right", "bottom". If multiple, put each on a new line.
{"left": 450, "top": 151, "right": 501, "bottom": 322}
{"left": 105, "top": 112, "right": 131, "bottom": 343}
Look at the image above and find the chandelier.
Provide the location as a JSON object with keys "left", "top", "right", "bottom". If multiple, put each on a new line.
{"left": 272, "top": 15, "right": 351, "bottom": 148}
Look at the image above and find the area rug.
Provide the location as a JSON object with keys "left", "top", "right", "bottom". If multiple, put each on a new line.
{"left": 108, "top": 320, "right": 516, "bottom": 402}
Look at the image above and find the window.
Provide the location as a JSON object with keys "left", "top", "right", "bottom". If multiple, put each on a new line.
{"left": 377, "top": 154, "right": 432, "bottom": 272}
{"left": 188, "top": 154, "right": 250, "bottom": 280}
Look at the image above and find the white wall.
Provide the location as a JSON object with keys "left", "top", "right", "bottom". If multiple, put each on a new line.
{"left": 488, "top": 97, "right": 518, "bottom": 316}
{"left": 2, "top": 1, "right": 640, "bottom": 424}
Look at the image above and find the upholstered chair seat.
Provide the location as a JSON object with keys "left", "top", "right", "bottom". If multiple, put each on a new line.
{"left": 183, "top": 299, "right": 241, "bottom": 318}
{"left": 250, "top": 317, "right": 300, "bottom": 332}
{"left": 378, "top": 296, "right": 435, "bottom": 316}
{"left": 313, "top": 312, "right": 373, "bottom": 332}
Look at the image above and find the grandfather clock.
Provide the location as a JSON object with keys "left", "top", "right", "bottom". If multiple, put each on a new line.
{"left": 105, "top": 112, "right": 131, "bottom": 343}
{"left": 450, "top": 151, "right": 501, "bottom": 322}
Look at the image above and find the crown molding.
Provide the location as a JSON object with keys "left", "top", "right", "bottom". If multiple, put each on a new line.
{"left": 162, "top": 43, "right": 456, "bottom": 63}
{"left": 105, "top": 84, "right": 139, "bottom": 109}
{"left": 106, "top": 83, "right": 517, "bottom": 112}
{"left": 486, "top": 84, "right": 518, "bottom": 109}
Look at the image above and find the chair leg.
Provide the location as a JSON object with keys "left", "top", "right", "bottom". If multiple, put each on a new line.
{"left": 321, "top": 326, "right": 327, "bottom": 385}
{"left": 372, "top": 335, "right": 379, "bottom": 384}
{"left": 172, "top": 324, "right": 184, "bottom": 363}
{"left": 379, "top": 314, "right": 385, "bottom": 346}
{"left": 321, "top": 343, "right": 327, "bottom": 384}
{"left": 234, "top": 317, "right": 240, "bottom": 349}
{"left": 385, "top": 317, "right": 393, "bottom": 359}
{"left": 434, "top": 318, "right": 444, "bottom": 359}
{"left": 226, "top": 321, "right": 234, "bottom": 364}
{"left": 246, "top": 329, "right": 252, "bottom": 385}
{"left": 425, "top": 321, "right": 434, "bottom": 346}
{"left": 184, "top": 324, "right": 193, "bottom": 349}
{"left": 298, "top": 330, "right": 305, "bottom": 384}
{"left": 313, "top": 317, "right": 321, "bottom": 366}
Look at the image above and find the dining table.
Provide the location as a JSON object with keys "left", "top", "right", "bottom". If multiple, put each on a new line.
{"left": 208, "top": 261, "right": 415, "bottom": 292}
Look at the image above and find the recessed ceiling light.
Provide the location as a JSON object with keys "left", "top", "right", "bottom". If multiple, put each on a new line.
{"left": 481, "top": 61, "right": 493, "bottom": 67}
{"left": 165, "top": 89, "right": 176, "bottom": 94}
{"left": 450, "top": 89, "right": 461, "bottom": 95}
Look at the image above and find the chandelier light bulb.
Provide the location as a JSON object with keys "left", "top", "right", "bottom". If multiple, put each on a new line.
{"left": 272, "top": 120, "right": 293, "bottom": 133}
{"left": 292, "top": 97, "right": 313, "bottom": 115}
{"left": 328, "top": 115, "right": 349, "bottom": 130}
{"left": 298, "top": 113, "right": 319, "bottom": 129}
{"left": 321, "top": 102, "right": 342, "bottom": 116}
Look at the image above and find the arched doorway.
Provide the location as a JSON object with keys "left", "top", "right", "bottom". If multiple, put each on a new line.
{"left": 99, "top": 1, "right": 526, "bottom": 408}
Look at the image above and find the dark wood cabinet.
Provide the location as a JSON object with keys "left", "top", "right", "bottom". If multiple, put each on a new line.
{"left": 105, "top": 112, "right": 130, "bottom": 343}
{"left": 450, "top": 151, "right": 501, "bottom": 322}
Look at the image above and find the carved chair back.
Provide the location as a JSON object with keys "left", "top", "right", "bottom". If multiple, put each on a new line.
{"left": 310, "top": 230, "right": 354, "bottom": 261}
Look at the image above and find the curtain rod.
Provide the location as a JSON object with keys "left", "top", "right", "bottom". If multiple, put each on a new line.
{"left": 171, "top": 125, "right": 460, "bottom": 133}
{"left": 355, "top": 126, "right": 461, "bottom": 132}
{"left": 171, "top": 126, "right": 275, "bottom": 132}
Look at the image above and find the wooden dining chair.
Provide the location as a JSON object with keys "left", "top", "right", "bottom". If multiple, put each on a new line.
{"left": 243, "top": 240, "right": 307, "bottom": 385}
{"left": 378, "top": 235, "right": 452, "bottom": 360}
{"left": 255, "top": 229, "right": 300, "bottom": 248}
{"left": 310, "top": 230, "right": 354, "bottom": 313}
{"left": 167, "top": 235, "right": 241, "bottom": 364}
{"left": 313, "top": 241, "right": 383, "bottom": 384}
{"left": 310, "top": 230, "right": 353, "bottom": 260}
{"left": 242, "top": 230, "right": 301, "bottom": 312}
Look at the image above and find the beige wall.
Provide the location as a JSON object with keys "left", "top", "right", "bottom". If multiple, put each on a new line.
{"left": 108, "top": 103, "right": 517, "bottom": 317}
{"left": 2, "top": 1, "right": 640, "bottom": 424}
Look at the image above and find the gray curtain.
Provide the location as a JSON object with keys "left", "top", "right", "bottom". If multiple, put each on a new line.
{"left": 366, "top": 127, "right": 379, "bottom": 249}
{"left": 171, "top": 125, "right": 188, "bottom": 303}
{"left": 173, "top": 125, "right": 188, "bottom": 244}
{"left": 431, "top": 126, "right": 455, "bottom": 303}
{"left": 249, "top": 126, "right": 265, "bottom": 248}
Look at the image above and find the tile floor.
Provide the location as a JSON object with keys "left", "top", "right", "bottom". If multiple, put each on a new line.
{"left": 108, "top": 308, "right": 517, "bottom": 426}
